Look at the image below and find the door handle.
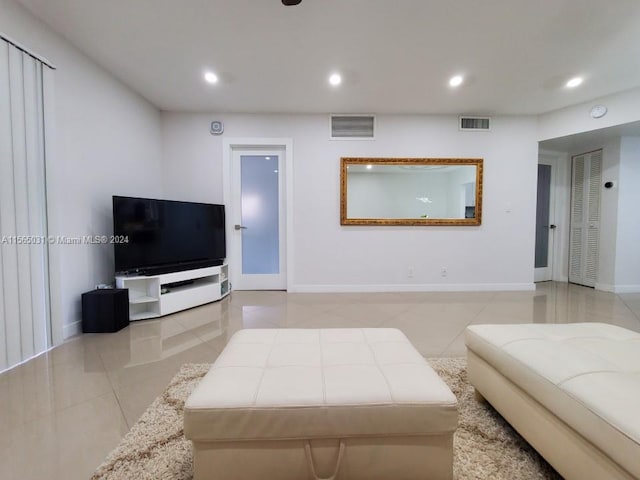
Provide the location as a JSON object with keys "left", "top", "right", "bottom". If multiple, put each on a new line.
{"left": 234, "top": 224, "right": 247, "bottom": 230}
{"left": 549, "top": 224, "right": 556, "bottom": 229}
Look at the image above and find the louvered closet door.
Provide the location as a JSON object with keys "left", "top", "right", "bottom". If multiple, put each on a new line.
{"left": 569, "top": 150, "right": 602, "bottom": 287}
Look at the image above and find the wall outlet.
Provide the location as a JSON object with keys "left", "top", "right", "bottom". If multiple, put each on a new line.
{"left": 440, "top": 267, "right": 447, "bottom": 277}
{"left": 407, "top": 267, "right": 414, "bottom": 278}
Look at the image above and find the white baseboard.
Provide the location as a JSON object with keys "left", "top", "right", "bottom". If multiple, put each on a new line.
{"left": 595, "top": 283, "right": 640, "bottom": 293}
{"left": 63, "top": 320, "right": 82, "bottom": 339}
{"left": 289, "top": 283, "right": 536, "bottom": 293}
{"left": 0, "top": 348, "right": 51, "bottom": 375}
{"left": 613, "top": 285, "right": 640, "bottom": 294}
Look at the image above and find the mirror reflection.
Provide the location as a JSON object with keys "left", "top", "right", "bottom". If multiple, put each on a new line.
{"left": 341, "top": 158, "right": 483, "bottom": 226}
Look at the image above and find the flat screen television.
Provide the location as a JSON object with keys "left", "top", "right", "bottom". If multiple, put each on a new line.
{"left": 113, "top": 196, "right": 226, "bottom": 275}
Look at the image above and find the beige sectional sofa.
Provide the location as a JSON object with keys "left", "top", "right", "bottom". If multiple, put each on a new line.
{"left": 465, "top": 322, "right": 640, "bottom": 480}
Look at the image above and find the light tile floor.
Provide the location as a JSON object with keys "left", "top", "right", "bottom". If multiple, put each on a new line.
{"left": 1, "top": 281, "right": 640, "bottom": 479}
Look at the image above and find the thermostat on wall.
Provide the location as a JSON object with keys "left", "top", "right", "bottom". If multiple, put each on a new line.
{"left": 210, "top": 120, "right": 224, "bottom": 135}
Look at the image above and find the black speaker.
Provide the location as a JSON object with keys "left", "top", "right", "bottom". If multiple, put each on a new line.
{"left": 82, "top": 288, "right": 130, "bottom": 333}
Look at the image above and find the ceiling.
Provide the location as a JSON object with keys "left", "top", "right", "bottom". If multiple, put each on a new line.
{"left": 16, "top": 0, "right": 640, "bottom": 115}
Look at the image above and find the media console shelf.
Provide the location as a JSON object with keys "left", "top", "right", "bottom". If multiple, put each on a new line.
{"left": 115, "top": 264, "right": 229, "bottom": 321}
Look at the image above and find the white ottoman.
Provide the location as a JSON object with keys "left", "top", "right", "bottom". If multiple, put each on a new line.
{"left": 184, "top": 328, "right": 458, "bottom": 480}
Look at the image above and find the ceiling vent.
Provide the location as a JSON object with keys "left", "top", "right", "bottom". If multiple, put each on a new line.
{"left": 459, "top": 116, "right": 491, "bottom": 131}
{"left": 330, "top": 115, "right": 375, "bottom": 139}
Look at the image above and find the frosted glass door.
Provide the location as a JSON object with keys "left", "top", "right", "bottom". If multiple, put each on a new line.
{"left": 241, "top": 155, "right": 280, "bottom": 274}
{"left": 231, "top": 148, "right": 286, "bottom": 291}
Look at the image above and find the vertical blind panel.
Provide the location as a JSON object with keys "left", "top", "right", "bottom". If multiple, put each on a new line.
{"left": 11, "top": 47, "right": 36, "bottom": 361}
{"left": 0, "top": 42, "right": 10, "bottom": 371}
{"left": 0, "top": 40, "right": 51, "bottom": 370}
{"left": 28, "top": 61, "right": 48, "bottom": 354}
{"left": 1, "top": 44, "right": 22, "bottom": 368}
{"left": 42, "top": 65, "right": 54, "bottom": 347}
{"left": 23, "top": 55, "right": 44, "bottom": 357}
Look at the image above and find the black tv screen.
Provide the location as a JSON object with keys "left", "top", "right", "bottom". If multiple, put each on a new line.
{"left": 113, "top": 196, "right": 226, "bottom": 275}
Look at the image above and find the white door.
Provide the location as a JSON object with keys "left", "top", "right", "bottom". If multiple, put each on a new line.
{"left": 569, "top": 150, "right": 602, "bottom": 287}
{"left": 534, "top": 162, "right": 555, "bottom": 282}
{"left": 231, "top": 149, "right": 286, "bottom": 290}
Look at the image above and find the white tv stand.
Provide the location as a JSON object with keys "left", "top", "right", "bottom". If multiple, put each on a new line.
{"left": 115, "top": 264, "right": 229, "bottom": 321}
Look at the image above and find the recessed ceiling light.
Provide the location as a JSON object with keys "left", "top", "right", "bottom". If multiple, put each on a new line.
{"left": 449, "top": 75, "right": 464, "bottom": 87}
{"left": 566, "top": 77, "right": 583, "bottom": 88}
{"left": 366, "top": 164, "right": 372, "bottom": 170}
{"left": 204, "top": 72, "right": 218, "bottom": 84}
{"left": 329, "top": 73, "right": 342, "bottom": 86}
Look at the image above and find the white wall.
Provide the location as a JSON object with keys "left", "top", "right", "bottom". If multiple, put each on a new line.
{"left": 595, "top": 139, "right": 621, "bottom": 289}
{"left": 615, "top": 136, "right": 640, "bottom": 291}
{"left": 1, "top": 0, "right": 164, "bottom": 339}
{"left": 162, "top": 113, "right": 538, "bottom": 291}
{"left": 538, "top": 88, "right": 640, "bottom": 141}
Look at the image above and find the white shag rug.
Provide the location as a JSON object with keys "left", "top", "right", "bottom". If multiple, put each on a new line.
{"left": 92, "top": 358, "right": 561, "bottom": 480}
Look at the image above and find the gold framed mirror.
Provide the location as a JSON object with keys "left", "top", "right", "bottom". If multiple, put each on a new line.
{"left": 340, "top": 157, "right": 483, "bottom": 226}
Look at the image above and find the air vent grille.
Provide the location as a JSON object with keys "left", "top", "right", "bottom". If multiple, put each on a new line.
{"left": 330, "top": 115, "right": 375, "bottom": 139}
{"left": 459, "top": 116, "right": 491, "bottom": 131}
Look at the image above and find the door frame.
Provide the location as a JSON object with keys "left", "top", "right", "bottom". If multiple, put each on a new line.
{"left": 536, "top": 150, "right": 571, "bottom": 283}
{"left": 222, "top": 138, "right": 294, "bottom": 291}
